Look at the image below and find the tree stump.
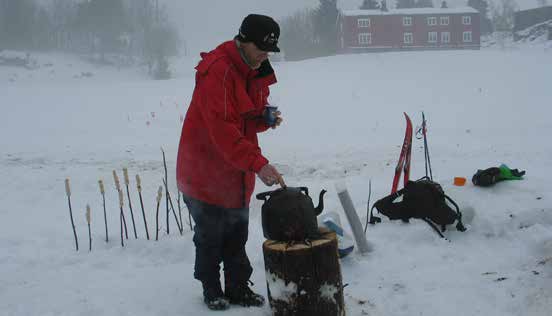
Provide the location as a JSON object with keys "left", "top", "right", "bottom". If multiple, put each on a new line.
{"left": 263, "top": 227, "right": 345, "bottom": 316}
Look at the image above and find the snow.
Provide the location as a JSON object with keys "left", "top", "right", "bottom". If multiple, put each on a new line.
{"left": 265, "top": 271, "right": 298, "bottom": 303}
{"left": 319, "top": 283, "right": 339, "bottom": 304}
{"left": 1, "top": 39, "right": 552, "bottom": 316}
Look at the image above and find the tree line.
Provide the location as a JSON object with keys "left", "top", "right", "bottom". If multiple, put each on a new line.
{"left": 0, "top": 0, "right": 179, "bottom": 79}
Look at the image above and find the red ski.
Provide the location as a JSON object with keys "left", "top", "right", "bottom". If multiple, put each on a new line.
{"left": 391, "top": 113, "right": 413, "bottom": 194}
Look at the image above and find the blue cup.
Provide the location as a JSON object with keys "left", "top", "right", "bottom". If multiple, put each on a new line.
{"left": 263, "top": 105, "right": 278, "bottom": 127}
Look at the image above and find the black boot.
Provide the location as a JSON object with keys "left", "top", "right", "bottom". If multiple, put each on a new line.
{"left": 203, "top": 283, "right": 229, "bottom": 311}
{"left": 225, "top": 283, "right": 265, "bottom": 307}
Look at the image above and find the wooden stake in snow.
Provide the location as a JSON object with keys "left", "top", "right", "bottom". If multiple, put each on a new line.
{"left": 177, "top": 191, "right": 183, "bottom": 232}
{"left": 123, "top": 168, "right": 138, "bottom": 239}
{"left": 118, "top": 188, "right": 125, "bottom": 247}
{"left": 136, "top": 174, "right": 150, "bottom": 240}
{"left": 155, "top": 185, "right": 163, "bottom": 241}
{"left": 161, "top": 148, "right": 169, "bottom": 234}
{"left": 178, "top": 191, "right": 193, "bottom": 231}
{"left": 65, "top": 178, "right": 79, "bottom": 251}
{"left": 178, "top": 191, "right": 192, "bottom": 231}
{"left": 98, "top": 179, "right": 108, "bottom": 243}
{"left": 113, "top": 170, "right": 128, "bottom": 239}
{"left": 163, "top": 178, "right": 183, "bottom": 235}
{"left": 86, "top": 204, "right": 92, "bottom": 252}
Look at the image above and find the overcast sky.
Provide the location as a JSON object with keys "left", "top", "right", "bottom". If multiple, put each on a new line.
{"left": 161, "top": 0, "right": 322, "bottom": 55}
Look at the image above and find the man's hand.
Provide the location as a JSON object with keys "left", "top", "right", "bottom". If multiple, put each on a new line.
{"left": 271, "top": 111, "right": 283, "bottom": 129}
{"left": 257, "top": 164, "right": 286, "bottom": 187}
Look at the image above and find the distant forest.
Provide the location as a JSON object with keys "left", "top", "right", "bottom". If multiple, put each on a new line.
{"left": 0, "top": 0, "right": 179, "bottom": 78}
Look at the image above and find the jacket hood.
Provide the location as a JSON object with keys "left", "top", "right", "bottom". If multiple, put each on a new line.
{"left": 195, "top": 41, "right": 277, "bottom": 86}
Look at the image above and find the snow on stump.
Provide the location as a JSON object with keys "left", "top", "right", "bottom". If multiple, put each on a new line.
{"left": 263, "top": 227, "right": 345, "bottom": 316}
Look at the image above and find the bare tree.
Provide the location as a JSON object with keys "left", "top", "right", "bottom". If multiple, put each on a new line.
{"left": 491, "top": 0, "right": 518, "bottom": 32}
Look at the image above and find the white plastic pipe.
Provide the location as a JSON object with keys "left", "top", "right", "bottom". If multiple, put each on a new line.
{"left": 335, "top": 181, "right": 372, "bottom": 255}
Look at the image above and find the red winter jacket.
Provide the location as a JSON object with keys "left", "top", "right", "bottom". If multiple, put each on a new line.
{"left": 176, "top": 41, "right": 277, "bottom": 209}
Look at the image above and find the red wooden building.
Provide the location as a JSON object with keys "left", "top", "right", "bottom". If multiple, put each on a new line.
{"left": 338, "top": 7, "right": 480, "bottom": 53}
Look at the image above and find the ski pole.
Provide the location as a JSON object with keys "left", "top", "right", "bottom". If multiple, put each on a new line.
{"left": 136, "top": 174, "right": 150, "bottom": 240}
{"left": 98, "top": 180, "right": 108, "bottom": 243}
{"left": 421, "top": 112, "right": 433, "bottom": 180}
{"left": 123, "top": 168, "right": 138, "bottom": 239}
{"left": 65, "top": 178, "right": 78, "bottom": 251}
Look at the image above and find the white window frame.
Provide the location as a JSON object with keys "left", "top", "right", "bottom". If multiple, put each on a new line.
{"left": 441, "top": 31, "right": 450, "bottom": 43}
{"left": 462, "top": 16, "right": 471, "bottom": 25}
{"left": 427, "top": 17, "right": 437, "bottom": 26}
{"left": 358, "top": 33, "right": 372, "bottom": 45}
{"left": 428, "top": 31, "right": 438, "bottom": 43}
{"left": 358, "top": 18, "right": 371, "bottom": 28}
{"left": 440, "top": 16, "right": 449, "bottom": 25}
{"left": 403, "top": 32, "right": 413, "bottom": 44}
{"left": 403, "top": 16, "right": 412, "bottom": 26}
{"left": 463, "top": 31, "right": 472, "bottom": 42}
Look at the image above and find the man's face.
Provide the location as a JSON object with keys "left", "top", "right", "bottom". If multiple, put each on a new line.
{"left": 241, "top": 42, "right": 269, "bottom": 69}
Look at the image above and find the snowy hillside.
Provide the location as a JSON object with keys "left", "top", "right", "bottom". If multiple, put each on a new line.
{"left": 1, "top": 43, "right": 552, "bottom": 316}
{"left": 515, "top": 19, "right": 552, "bottom": 42}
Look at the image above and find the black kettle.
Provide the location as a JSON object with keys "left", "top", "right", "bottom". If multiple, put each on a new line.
{"left": 256, "top": 186, "right": 327, "bottom": 242}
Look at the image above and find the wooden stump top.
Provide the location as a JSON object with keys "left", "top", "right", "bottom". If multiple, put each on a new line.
{"left": 263, "top": 227, "right": 336, "bottom": 251}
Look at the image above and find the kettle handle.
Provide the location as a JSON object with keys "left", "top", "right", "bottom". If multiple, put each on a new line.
{"left": 256, "top": 190, "right": 274, "bottom": 201}
{"left": 256, "top": 187, "right": 309, "bottom": 201}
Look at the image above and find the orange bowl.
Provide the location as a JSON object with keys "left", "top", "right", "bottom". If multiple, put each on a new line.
{"left": 454, "top": 177, "right": 467, "bottom": 186}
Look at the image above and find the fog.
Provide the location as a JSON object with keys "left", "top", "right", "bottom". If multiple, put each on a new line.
{"left": 3, "top": 0, "right": 546, "bottom": 69}
{"left": 160, "top": 0, "right": 321, "bottom": 55}
{"left": 20, "top": 0, "right": 544, "bottom": 57}
{"left": 159, "top": 0, "right": 537, "bottom": 55}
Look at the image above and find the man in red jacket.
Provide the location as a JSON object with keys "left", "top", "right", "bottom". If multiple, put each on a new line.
{"left": 176, "top": 14, "right": 285, "bottom": 311}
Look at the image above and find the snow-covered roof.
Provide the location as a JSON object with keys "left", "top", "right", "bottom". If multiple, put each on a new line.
{"left": 516, "top": 4, "right": 552, "bottom": 11}
{"left": 341, "top": 7, "right": 479, "bottom": 16}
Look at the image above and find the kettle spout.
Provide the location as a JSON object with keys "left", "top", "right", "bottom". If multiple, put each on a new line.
{"left": 314, "top": 189, "right": 327, "bottom": 216}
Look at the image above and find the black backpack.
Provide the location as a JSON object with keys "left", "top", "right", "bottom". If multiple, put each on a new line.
{"left": 369, "top": 177, "right": 466, "bottom": 238}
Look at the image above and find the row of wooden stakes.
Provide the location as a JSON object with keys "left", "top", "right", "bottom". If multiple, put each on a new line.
{"left": 64, "top": 166, "right": 192, "bottom": 252}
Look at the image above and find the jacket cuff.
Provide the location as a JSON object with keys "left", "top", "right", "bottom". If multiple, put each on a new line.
{"left": 251, "top": 155, "right": 269, "bottom": 173}
{"left": 256, "top": 119, "right": 270, "bottom": 133}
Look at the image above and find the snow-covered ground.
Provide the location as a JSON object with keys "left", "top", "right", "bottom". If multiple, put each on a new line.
{"left": 1, "top": 41, "right": 552, "bottom": 316}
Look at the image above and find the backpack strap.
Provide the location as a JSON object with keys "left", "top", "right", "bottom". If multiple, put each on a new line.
{"left": 421, "top": 218, "right": 447, "bottom": 239}
{"left": 444, "top": 194, "right": 467, "bottom": 232}
{"left": 369, "top": 187, "right": 405, "bottom": 225}
{"left": 368, "top": 204, "right": 381, "bottom": 224}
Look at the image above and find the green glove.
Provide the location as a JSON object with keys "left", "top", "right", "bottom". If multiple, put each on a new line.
{"left": 498, "top": 164, "right": 525, "bottom": 180}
